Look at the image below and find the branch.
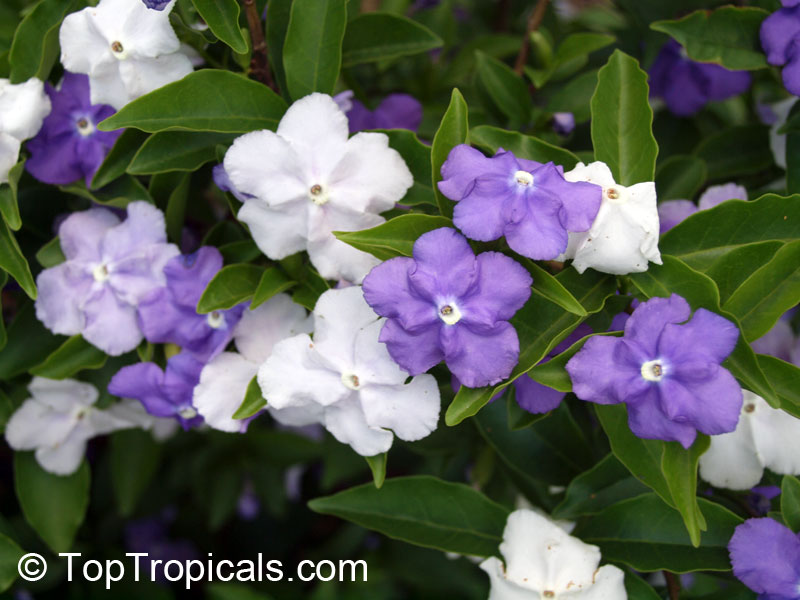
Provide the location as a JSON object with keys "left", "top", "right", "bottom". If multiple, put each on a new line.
{"left": 664, "top": 571, "right": 680, "bottom": 600}
{"left": 513, "top": 0, "right": 550, "bottom": 75}
{"left": 242, "top": 0, "right": 277, "bottom": 91}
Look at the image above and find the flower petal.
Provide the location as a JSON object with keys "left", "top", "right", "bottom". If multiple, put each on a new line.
{"left": 749, "top": 393, "right": 800, "bottom": 478}
{"left": 194, "top": 352, "right": 258, "bottom": 433}
{"left": 441, "top": 321, "right": 519, "bottom": 388}
{"left": 699, "top": 406, "right": 763, "bottom": 490}
{"left": 407, "top": 228, "right": 478, "bottom": 300}
{"left": 35, "top": 264, "right": 89, "bottom": 336}
{"left": 729, "top": 518, "right": 800, "bottom": 597}
{"left": 624, "top": 294, "right": 691, "bottom": 357}
{"left": 323, "top": 394, "right": 394, "bottom": 456}
{"left": 82, "top": 286, "right": 143, "bottom": 355}
{"left": 233, "top": 293, "right": 313, "bottom": 364}
{"left": 359, "top": 374, "right": 440, "bottom": 442}
{"left": 459, "top": 251, "right": 531, "bottom": 328}
{"left": 362, "top": 257, "right": 439, "bottom": 333}
{"left": 237, "top": 199, "right": 309, "bottom": 261}
{"left": 658, "top": 308, "right": 739, "bottom": 364}
{"left": 626, "top": 388, "right": 697, "bottom": 448}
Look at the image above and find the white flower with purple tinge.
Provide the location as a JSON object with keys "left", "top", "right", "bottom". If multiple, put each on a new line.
{"left": 480, "top": 509, "right": 627, "bottom": 600}
{"left": 223, "top": 93, "right": 413, "bottom": 283}
{"left": 34, "top": 202, "right": 180, "bottom": 356}
{"left": 59, "top": 0, "right": 193, "bottom": 110}
{"left": 560, "top": 161, "right": 662, "bottom": 275}
{"left": 0, "top": 77, "right": 51, "bottom": 184}
{"left": 259, "top": 287, "right": 441, "bottom": 457}
{"left": 699, "top": 390, "right": 800, "bottom": 490}
{"left": 5, "top": 378, "right": 152, "bottom": 475}
{"left": 193, "top": 294, "right": 313, "bottom": 433}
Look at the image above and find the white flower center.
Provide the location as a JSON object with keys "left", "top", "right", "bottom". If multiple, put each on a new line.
{"left": 543, "top": 592, "right": 555, "bottom": 599}
{"left": 744, "top": 402, "right": 756, "bottom": 413}
{"left": 76, "top": 117, "right": 95, "bottom": 137}
{"left": 341, "top": 373, "right": 361, "bottom": 390}
{"left": 514, "top": 170, "right": 534, "bottom": 187}
{"left": 110, "top": 40, "right": 128, "bottom": 60}
{"left": 640, "top": 359, "right": 666, "bottom": 382}
{"left": 206, "top": 311, "right": 224, "bottom": 329}
{"left": 178, "top": 406, "right": 198, "bottom": 420}
{"left": 438, "top": 303, "right": 462, "bottom": 325}
{"left": 92, "top": 263, "right": 111, "bottom": 282}
{"left": 309, "top": 183, "right": 329, "bottom": 205}
{"left": 605, "top": 186, "right": 627, "bottom": 204}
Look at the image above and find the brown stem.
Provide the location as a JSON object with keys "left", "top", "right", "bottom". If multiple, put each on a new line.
{"left": 513, "top": 0, "right": 551, "bottom": 75}
{"left": 242, "top": 0, "right": 277, "bottom": 91}
{"left": 360, "top": 0, "right": 380, "bottom": 12}
{"left": 664, "top": 571, "right": 680, "bottom": 600}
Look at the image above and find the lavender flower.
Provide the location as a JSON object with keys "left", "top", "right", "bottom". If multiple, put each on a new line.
{"left": 729, "top": 518, "right": 800, "bottom": 599}
{"left": 346, "top": 93, "right": 423, "bottom": 134}
{"left": 437, "top": 146, "right": 602, "bottom": 260}
{"left": 762, "top": 3, "right": 800, "bottom": 96}
{"left": 752, "top": 312, "right": 799, "bottom": 365}
{"left": 658, "top": 183, "right": 747, "bottom": 233}
{"left": 649, "top": 40, "right": 751, "bottom": 116}
{"left": 142, "top": 0, "right": 171, "bottom": 9}
{"left": 26, "top": 72, "right": 121, "bottom": 186}
{"left": 566, "top": 294, "right": 742, "bottom": 448}
{"left": 109, "top": 351, "right": 204, "bottom": 429}
{"left": 137, "top": 246, "right": 245, "bottom": 361}
{"left": 35, "top": 202, "right": 180, "bottom": 355}
{"left": 362, "top": 227, "right": 532, "bottom": 388}
{"left": 212, "top": 163, "right": 253, "bottom": 203}
{"left": 552, "top": 112, "right": 575, "bottom": 136}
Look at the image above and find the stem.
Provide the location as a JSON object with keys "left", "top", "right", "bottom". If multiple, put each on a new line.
{"left": 513, "top": 0, "right": 550, "bottom": 75}
{"left": 360, "top": 0, "right": 380, "bottom": 11}
{"left": 242, "top": 0, "right": 277, "bottom": 91}
{"left": 664, "top": 571, "right": 680, "bottom": 600}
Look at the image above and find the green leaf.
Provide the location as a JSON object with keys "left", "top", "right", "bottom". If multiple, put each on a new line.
{"left": 190, "top": 0, "right": 248, "bottom": 53}
{"left": 60, "top": 175, "right": 153, "bottom": 208}
{"left": 431, "top": 88, "right": 468, "bottom": 218}
{"left": 651, "top": 6, "right": 769, "bottom": 70}
{"left": 165, "top": 173, "right": 191, "bottom": 245}
{"left": 545, "top": 68, "right": 599, "bottom": 123}
{"left": 591, "top": 50, "right": 658, "bottom": 185}
{"left": 197, "top": 264, "right": 265, "bottom": 313}
{"left": 655, "top": 155, "right": 707, "bottom": 201}
{"left": 575, "top": 493, "right": 742, "bottom": 572}
{"left": 380, "top": 129, "right": 433, "bottom": 190}
{"left": 625, "top": 571, "right": 662, "bottom": 600}
{"left": 98, "top": 70, "right": 288, "bottom": 133}
{"left": 474, "top": 51, "right": 530, "bottom": 124}
{"left": 14, "top": 453, "right": 90, "bottom": 553}
{"left": 128, "top": 132, "right": 237, "bottom": 175}
{"left": 527, "top": 32, "right": 615, "bottom": 87}
{"left": 782, "top": 475, "right": 800, "bottom": 532}
{"left": 91, "top": 129, "right": 149, "bottom": 189}
{"left": 207, "top": 583, "right": 274, "bottom": 600}
{"left": 266, "top": 0, "right": 292, "bottom": 99}
{"left": 0, "top": 217, "right": 35, "bottom": 299}
{"left": 282, "top": 0, "right": 347, "bottom": 99}
{"left": 232, "top": 376, "right": 267, "bottom": 420}
{"left": 250, "top": 267, "right": 296, "bottom": 309}
{"left": 308, "top": 475, "right": 510, "bottom": 557}
{"left": 35, "top": 237, "right": 65, "bottom": 268}
{"left": 0, "top": 303, "right": 62, "bottom": 379}
{"left": 757, "top": 354, "right": 800, "bottom": 417}
{"left": 9, "top": 0, "right": 77, "bottom": 82}
{"left": 111, "top": 429, "right": 162, "bottom": 517}
{"left": 470, "top": 125, "right": 579, "bottom": 169}
{"left": 29, "top": 335, "right": 107, "bottom": 379}
{"left": 693, "top": 125, "right": 771, "bottom": 181}
{"left": 523, "top": 260, "right": 586, "bottom": 316}
{"left": 365, "top": 454, "right": 387, "bottom": 489}
{"left": 334, "top": 214, "right": 453, "bottom": 260}
{"left": 661, "top": 437, "right": 710, "bottom": 547}
{"left": 341, "top": 12, "right": 442, "bottom": 66}
{"left": 0, "top": 159, "right": 25, "bottom": 230}
{"left": 0, "top": 533, "right": 24, "bottom": 593}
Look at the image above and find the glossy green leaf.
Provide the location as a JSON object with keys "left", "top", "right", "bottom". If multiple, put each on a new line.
{"left": 365, "top": 453, "right": 387, "bottom": 489}
{"left": 757, "top": 354, "right": 800, "bottom": 417}
{"left": 341, "top": 12, "right": 442, "bottom": 66}
{"left": 625, "top": 571, "right": 662, "bottom": 600}
{"left": 9, "top": 0, "right": 77, "bottom": 82}
{"left": 782, "top": 475, "right": 800, "bottom": 532}
{"left": 661, "top": 436, "right": 709, "bottom": 547}
{"left": 99, "top": 70, "right": 288, "bottom": 133}
{"left": 197, "top": 264, "right": 265, "bottom": 313}
{"left": 232, "top": 376, "right": 267, "bottom": 420}
{"left": 91, "top": 129, "right": 149, "bottom": 189}
{"left": 111, "top": 429, "right": 162, "bottom": 517}
{"left": 334, "top": 214, "right": 453, "bottom": 260}
{"left": 0, "top": 303, "right": 62, "bottom": 379}
{"left": 470, "top": 125, "right": 579, "bottom": 169}
{"left": 651, "top": 6, "right": 769, "bottom": 70}
{"left": 308, "top": 475, "right": 509, "bottom": 558}
{"left": 380, "top": 129, "right": 433, "bottom": 188}
{"left": 0, "top": 532, "right": 24, "bottom": 593}
{"left": 693, "top": 125, "right": 771, "bottom": 181}
{"left": 29, "top": 335, "right": 107, "bottom": 379}
{"left": 250, "top": 267, "right": 296, "bottom": 309}
{"left": 128, "top": 132, "right": 236, "bottom": 174}
{"left": 0, "top": 217, "right": 35, "bottom": 299}
{"left": 655, "top": 155, "right": 707, "bottom": 201}
{"left": 266, "top": 0, "right": 292, "bottom": 99}
{"left": 60, "top": 175, "right": 153, "bottom": 208}
{"left": 165, "top": 173, "right": 190, "bottom": 245}
{"left": 591, "top": 50, "right": 658, "bottom": 186}
{"left": 546, "top": 68, "right": 598, "bottom": 123}
{"left": 190, "top": 0, "right": 248, "bottom": 53}
{"left": 475, "top": 51, "right": 530, "bottom": 123}
{"left": 0, "top": 159, "right": 24, "bottom": 230}
{"left": 15, "top": 453, "right": 90, "bottom": 553}
{"left": 35, "top": 237, "right": 64, "bottom": 268}
{"left": 282, "top": 0, "right": 347, "bottom": 99}
{"left": 523, "top": 260, "right": 586, "bottom": 316}
{"left": 527, "top": 32, "right": 615, "bottom": 87}
{"left": 431, "top": 88, "right": 468, "bottom": 218}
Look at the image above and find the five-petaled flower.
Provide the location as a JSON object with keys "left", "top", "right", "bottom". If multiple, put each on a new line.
{"left": 729, "top": 517, "right": 800, "bottom": 600}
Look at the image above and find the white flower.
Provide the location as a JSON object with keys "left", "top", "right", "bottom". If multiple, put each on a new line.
{"left": 699, "top": 390, "right": 800, "bottom": 490}
{"left": 59, "top": 0, "right": 193, "bottom": 110}
{"left": 561, "top": 161, "right": 662, "bottom": 275}
{"left": 223, "top": 93, "right": 413, "bottom": 283}
{"left": 0, "top": 78, "right": 51, "bottom": 183}
{"left": 5, "top": 377, "right": 151, "bottom": 475}
{"left": 259, "top": 286, "right": 441, "bottom": 457}
{"left": 481, "top": 509, "right": 627, "bottom": 600}
{"left": 768, "top": 97, "right": 796, "bottom": 170}
{"left": 193, "top": 294, "right": 313, "bottom": 433}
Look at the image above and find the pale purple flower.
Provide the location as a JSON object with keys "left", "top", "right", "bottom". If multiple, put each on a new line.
{"left": 658, "top": 183, "right": 747, "bottom": 233}
{"left": 362, "top": 227, "right": 532, "bottom": 388}
{"left": 137, "top": 246, "right": 245, "bottom": 361}
{"left": 729, "top": 518, "right": 800, "bottom": 599}
{"left": 762, "top": 4, "right": 800, "bottom": 96}
{"left": 109, "top": 351, "right": 204, "bottom": 429}
{"left": 649, "top": 40, "right": 751, "bottom": 116}
{"left": 346, "top": 93, "right": 423, "bottom": 134}
{"left": 212, "top": 163, "right": 253, "bottom": 203}
{"left": 552, "top": 112, "right": 575, "bottom": 136}
{"left": 566, "top": 294, "right": 742, "bottom": 448}
{"left": 142, "top": 0, "right": 171, "bottom": 9}
{"left": 35, "top": 202, "right": 179, "bottom": 355}
{"left": 26, "top": 72, "right": 121, "bottom": 185}
{"left": 438, "top": 146, "right": 602, "bottom": 260}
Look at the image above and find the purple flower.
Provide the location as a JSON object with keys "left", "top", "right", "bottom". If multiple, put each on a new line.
{"left": 552, "top": 112, "right": 575, "bottom": 136}
{"left": 25, "top": 72, "right": 121, "bottom": 186}
{"left": 513, "top": 323, "right": 592, "bottom": 414}
{"left": 649, "top": 40, "right": 751, "bottom": 116}
{"left": 35, "top": 202, "right": 179, "bottom": 355}
{"left": 212, "top": 163, "right": 253, "bottom": 203}
{"left": 346, "top": 93, "right": 423, "bottom": 134}
{"left": 142, "top": 0, "right": 171, "bottom": 9}
{"left": 362, "top": 227, "right": 532, "bottom": 388}
{"left": 438, "top": 146, "right": 602, "bottom": 260}
{"left": 137, "top": 247, "right": 245, "bottom": 361}
{"left": 109, "top": 351, "right": 204, "bottom": 429}
{"left": 748, "top": 486, "right": 781, "bottom": 516}
{"left": 658, "top": 183, "right": 747, "bottom": 233}
{"left": 762, "top": 4, "right": 800, "bottom": 96}
{"left": 566, "top": 295, "right": 742, "bottom": 448}
{"left": 729, "top": 518, "right": 800, "bottom": 599}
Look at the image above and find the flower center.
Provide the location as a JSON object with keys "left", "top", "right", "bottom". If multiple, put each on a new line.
{"left": 605, "top": 186, "right": 627, "bottom": 204}
{"left": 514, "top": 170, "right": 534, "bottom": 187}
{"left": 341, "top": 373, "right": 360, "bottom": 390}
{"left": 92, "top": 263, "right": 111, "bottom": 282}
{"left": 309, "top": 183, "right": 329, "bottom": 205}
{"left": 206, "top": 311, "right": 224, "bottom": 329}
{"left": 744, "top": 403, "right": 756, "bottom": 413}
{"left": 640, "top": 359, "right": 665, "bottom": 382}
{"left": 110, "top": 40, "right": 128, "bottom": 59}
{"left": 75, "top": 117, "right": 94, "bottom": 137}
{"left": 543, "top": 593, "right": 555, "bottom": 599}
{"left": 178, "top": 406, "right": 198, "bottom": 420}
{"left": 438, "top": 303, "right": 462, "bottom": 325}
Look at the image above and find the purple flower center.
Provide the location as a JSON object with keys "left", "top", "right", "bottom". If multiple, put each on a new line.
{"left": 75, "top": 116, "right": 94, "bottom": 137}
{"left": 206, "top": 311, "right": 224, "bottom": 329}
{"left": 514, "top": 170, "right": 534, "bottom": 187}
{"left": 309, "top": 183, "right": 328, "bottom": 205}
{"left": 438, "top": 302, "right": 462, "bottom": 325}
{"left": 640, "top": 359, "right": 666, "bottom": 382}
